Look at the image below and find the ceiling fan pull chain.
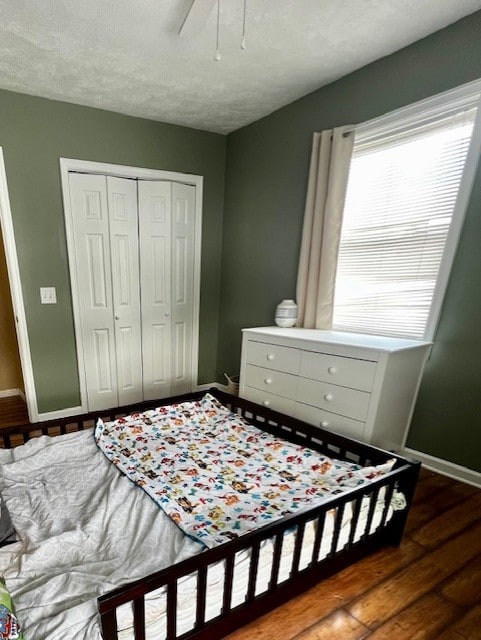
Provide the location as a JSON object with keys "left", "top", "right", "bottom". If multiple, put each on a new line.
{"left": 215, "top": 0, "right": 221, "bottom": 61}
{"left": 241, "top": 0, "right": 247, "bottom": 49}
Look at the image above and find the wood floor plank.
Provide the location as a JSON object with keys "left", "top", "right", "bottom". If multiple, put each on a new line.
{"left": 293, "top": 610, "right": 368, "bottom": 640}
{"left": 347, "top": 518, "right": 481, "bottom": 629}
{"left": 419, "top": 481, "right": 479, "bottom": 515}
{"left": 436, "top": 603, "right": 481, "bottom": 640}
{"left": 439, "top": 553, "right": 481, "bottom": 607}
{"left": 0, "top": 396, "right": 28, "bottom": 428}
{"left": 364, "top": 592, "right": 460, "bottom": 640}
{"left": 412, "top": 474, "right": 454, "bottom": 504}
{"left": 411, "top": 492, "right": 481, "bottom": 549}
{"left": 405, "top": 501, "right": 438, "bottom": 536}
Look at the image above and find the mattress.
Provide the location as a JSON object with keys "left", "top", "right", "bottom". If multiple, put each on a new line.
{"left": 0, "top": 427, "right": 402, "bottom": 640}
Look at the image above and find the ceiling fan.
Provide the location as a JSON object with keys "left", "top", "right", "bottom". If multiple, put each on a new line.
{"left": 178, "top": 0, "right": 217, "bottom": 37}
{"left": 178, "top": 0, "right": 248, "bottom": 60}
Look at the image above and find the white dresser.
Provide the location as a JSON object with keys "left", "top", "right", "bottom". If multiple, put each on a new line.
{"left": 239, "top": 327, "right": 431, "bottom": 451}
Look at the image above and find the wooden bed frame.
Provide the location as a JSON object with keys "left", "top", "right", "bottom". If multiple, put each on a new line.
{"left": 0, "top": 388, "right": 420, "bottom": 640}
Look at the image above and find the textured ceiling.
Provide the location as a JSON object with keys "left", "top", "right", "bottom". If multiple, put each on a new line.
{"left": 1, "top": 0, "right": 480, "bottom": 134}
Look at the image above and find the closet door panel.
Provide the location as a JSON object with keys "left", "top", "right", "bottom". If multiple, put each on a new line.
{"left": 69, "top": 173, "right": 118, "bottom": 411}
{"left": 107, "top": 177, "right": 143, "bottom": 405}
{"left": 152, "top": 323, "right": 169, "bottom": 386}
{"left": 139, "top": 181, "right": 172, "bottom": 400}
{"left": 171, "top": 183, "right": 195, "bottom": 395}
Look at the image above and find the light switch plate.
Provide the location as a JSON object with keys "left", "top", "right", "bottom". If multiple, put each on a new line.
{"left": 40, "top": 287, "right": 57, "bottom": 304}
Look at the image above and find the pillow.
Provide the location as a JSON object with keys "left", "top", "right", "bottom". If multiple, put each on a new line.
{"left": 0, "top": 577, "right": 23, "bottom": 639}
{"left": 0, "top": 496, "right": 16, "bottom": 547}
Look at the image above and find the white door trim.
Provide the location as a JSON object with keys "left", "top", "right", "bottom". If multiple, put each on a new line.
{"left": 60, "top": 158, "right": 203, "bottom": 417}
{"left": 0, "top": 148, "right": 39, "bottom": 421}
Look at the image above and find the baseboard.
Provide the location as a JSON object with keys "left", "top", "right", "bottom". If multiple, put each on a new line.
{"left": 402, "top": 447, "right": 481, "bottom": 489}
{"left": 0, "top": 388, "right": 25, "bottom": 399}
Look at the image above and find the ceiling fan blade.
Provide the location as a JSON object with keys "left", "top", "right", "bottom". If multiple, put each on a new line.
{"left": 178, "top": 0, "right": 217, "bottom": 37}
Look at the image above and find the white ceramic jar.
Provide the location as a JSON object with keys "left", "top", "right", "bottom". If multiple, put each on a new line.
{"left": 275, "top": 299, "right": 298, "bottom": 327}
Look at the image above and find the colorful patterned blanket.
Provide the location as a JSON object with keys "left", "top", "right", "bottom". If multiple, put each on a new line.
{"left": 95, "top": 394, "right": 394, "bottom": 548}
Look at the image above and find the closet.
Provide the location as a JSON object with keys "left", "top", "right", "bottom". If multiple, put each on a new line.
{"left": 68, "top": 173, "right": 196, "bottom": 411}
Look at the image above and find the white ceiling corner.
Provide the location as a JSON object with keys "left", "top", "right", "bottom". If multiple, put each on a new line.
{"left": 0, "top": 0, "right": 480, "bottom": 134}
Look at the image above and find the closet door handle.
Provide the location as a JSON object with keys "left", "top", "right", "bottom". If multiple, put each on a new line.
{"left": 165, "top": 312, "right": 170, "bottom": 317}
{"left": 115, "top": 315, "right": 120, "bottom": 321}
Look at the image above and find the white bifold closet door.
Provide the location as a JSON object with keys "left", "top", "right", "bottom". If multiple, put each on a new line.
{"left": 138, "top": 180, "right": 195, "bottom": 401}
{"left": 69, "top": 174, "right": 143, "bottom": 411}
{"left": 69, "top": 173, "right": 196, "bottom": 412}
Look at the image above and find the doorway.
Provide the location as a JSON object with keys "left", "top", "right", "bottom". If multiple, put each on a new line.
{"left": 0, "top": 225, "right": 24, "bottom": 398}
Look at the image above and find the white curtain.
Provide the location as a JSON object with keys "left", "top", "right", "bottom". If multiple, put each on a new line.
{"left": 296, "top": 127, "right": 355, "bottom": 329}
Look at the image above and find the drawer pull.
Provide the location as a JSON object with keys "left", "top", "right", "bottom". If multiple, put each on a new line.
{"left": 324, "top": 393, "right": 333, "bottom": 402}
{"left": 266, "top": 354, "right": 275, "bottom": 361}
{"left": 320, "top": 420, "right": 329, "bottom": 428}
{"left": 327, "top": 366, "right": 337, "bottom": 374}
{"left": 264, "top": 377, "right": 273, "bottom": 385}
{"left": 262, "top": 400, "right": 270, "bottom": 407}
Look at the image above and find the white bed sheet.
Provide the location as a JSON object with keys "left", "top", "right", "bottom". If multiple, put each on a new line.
{"left": 0, "top": 430, "right": 399, "bottom": 640}
{"left": 0, "top": 430, "right": 202, "bottom": 640}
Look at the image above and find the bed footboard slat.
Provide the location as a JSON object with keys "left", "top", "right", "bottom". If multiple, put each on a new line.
{"left": 269, "top": 531, "right": 284, "bottom": 589}
{"left": 311, "top": 511, "right": 326, "bottom": 566}
{"left": 379, "top": 481, "right": 396, "bottom": 528}
{"left": 133, "top": 596, "right": 146, "bottom": 640}
{"left": 222, "top": 553, "right": 236, "bottom": 615}
{"left": 347, "top": 495, "right": 364, "bottom": 548}
{"left": 329, "top": 503, "right": 346, "bottom": 557}
{"left": 363, "top": 486, "right": 381, "bottom": 540}
{"left": 195, "top": 566, "right": 208, "bottom": 627}
{"left": 291, "top": 521, "right": 306, "bottom": 576}
{"left": 246, "top": 540, "right": 261, "bottom": 601}
{"left": 166, "top": 581, "right": 177, "bottom": 640}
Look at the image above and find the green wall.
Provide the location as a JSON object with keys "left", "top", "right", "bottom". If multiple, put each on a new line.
{"left": 218, "top": 11, "right": 481, "bottom": 472}
{"left": 0, "top": 90, "right": 226, "bottom": 413}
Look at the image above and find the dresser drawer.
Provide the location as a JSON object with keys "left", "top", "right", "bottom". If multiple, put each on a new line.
{"left": 297, "top": 378, "right": 371, "bottom": 422}
{"left": 300, "top": 350, "right": 376, "bottom": 392}
{"left": 245, "top": 340, "right": 301, "bottom": 375}
{"left": 294, "top": 402, "right": 366, "bottom": 440}
{"left": 244, "top": 364, "right": 298, "bottom": 400}
{"left": 243, "top": 386, "right": 296, "bottom": 414}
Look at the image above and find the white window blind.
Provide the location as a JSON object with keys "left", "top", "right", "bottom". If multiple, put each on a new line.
{"left": 332, "top": 103, "right": 478, "bottom": 340}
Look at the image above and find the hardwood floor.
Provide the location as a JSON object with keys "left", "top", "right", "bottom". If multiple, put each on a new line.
{"left": 0, "top": 394, "right": 28, "bottom": 428}
{"left": 227, "top": 468, "right": 481, "bottom": 640}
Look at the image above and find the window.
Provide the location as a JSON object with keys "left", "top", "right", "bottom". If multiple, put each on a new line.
{"left": 332, "top": 85, "right": 481, "bottom": 340}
